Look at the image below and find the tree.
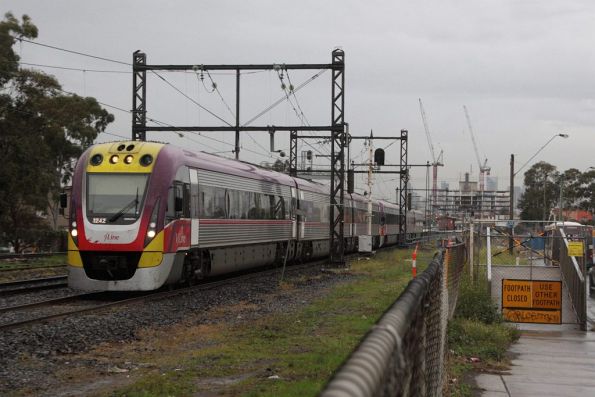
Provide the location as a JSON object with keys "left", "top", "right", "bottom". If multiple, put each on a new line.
{"left": 577, "top": 169, "right": 595, "bottom": 215}
{"left": 559, "top": 168, "right": 583, "bottom": 209}
{"left": 518, "top": 161, "right": 560, "bottom": 221}
{"left": 0, "top": 13, "right": 114, "bottom": 252}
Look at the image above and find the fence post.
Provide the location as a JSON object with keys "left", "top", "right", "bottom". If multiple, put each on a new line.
{"left": 469, "top": 219, "right": 474, "bottom": 282}
{"left": 412, "top": 244, "right": 418, "bottom": 278}
{"left": 487, "top": 226, "right": 492, "bottom": 281}
{"left": 487, "top": 226, "right": 492, "bottom": 294}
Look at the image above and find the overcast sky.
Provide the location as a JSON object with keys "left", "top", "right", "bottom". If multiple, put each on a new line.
{"left": 4, "top": 0, "right": 594, "bottom": 200}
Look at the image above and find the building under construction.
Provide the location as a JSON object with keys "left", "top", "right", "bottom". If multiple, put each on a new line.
{"left": 432, "top": 173, "right": 510, "bottom": 221}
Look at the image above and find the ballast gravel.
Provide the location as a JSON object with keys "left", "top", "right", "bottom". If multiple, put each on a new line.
{"left": 0, "top": 265, "right": 353, "bottom": 396}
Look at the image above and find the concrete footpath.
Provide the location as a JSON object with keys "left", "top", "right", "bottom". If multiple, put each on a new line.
{"left": 475, "top": 299, "right": 595, "bottom": 396}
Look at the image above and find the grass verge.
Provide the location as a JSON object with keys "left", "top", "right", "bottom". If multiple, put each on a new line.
{"left": 100, "top": 247, "right": 435, "bottom": 397}
{"left": 445, "top": 278, "right": 520, "bottom": 397}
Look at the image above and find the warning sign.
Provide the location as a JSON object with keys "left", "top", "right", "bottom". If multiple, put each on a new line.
{"left": 532, "top": 281, "right": 561, "bottom": 309}
{"left": 502, "top": 279, "right": 562, "bottom": 324}
{"left": 567, "top": 241, "right": 584, "bottom": 257}
{"left": 502, "top": 280, "right": 531, "bottom": 308}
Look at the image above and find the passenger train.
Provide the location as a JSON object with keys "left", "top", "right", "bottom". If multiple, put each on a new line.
{"left": 65, "top": 141, "right": 421, "bottom": 291}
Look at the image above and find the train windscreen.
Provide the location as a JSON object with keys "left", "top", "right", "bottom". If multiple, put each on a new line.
{"left": 86, "top": 173, "right": 149, "bottom": 224}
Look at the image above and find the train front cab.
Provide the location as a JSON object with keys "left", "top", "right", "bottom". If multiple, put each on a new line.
{"left": 67, "top": 142, "right": 188, "bottom": 291}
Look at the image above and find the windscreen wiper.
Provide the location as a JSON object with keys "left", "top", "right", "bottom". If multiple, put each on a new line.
{"left": 109, "top": 188, "right": 139, "bottom": 223}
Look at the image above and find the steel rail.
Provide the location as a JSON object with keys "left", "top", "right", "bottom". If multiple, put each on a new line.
{"left": 0, "top": 260, "right": 324, "bottom": 332}
{"left": 0, "top": 276, "right": 68, "bottom": 296}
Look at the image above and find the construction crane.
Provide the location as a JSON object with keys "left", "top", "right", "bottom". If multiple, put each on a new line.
{"left": 463, "top": 105, "right": 490, "bottom": 192}
{"left": 418, "top": 99, "right": 444, "bottom": 215}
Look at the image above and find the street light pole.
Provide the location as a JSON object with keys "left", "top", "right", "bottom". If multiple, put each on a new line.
{"left": 509, "top": 154, "right": 514, "bottom": 254}
{"left": 510, "top": 133, "right": 569, "bottom": 223}
{"left": 515, "top": 133, "right": 569, "bottom": 176}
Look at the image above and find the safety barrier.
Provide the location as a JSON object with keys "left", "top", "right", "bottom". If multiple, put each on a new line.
{"left": 320, "top": 243, "right": 466, "bottom": 397}
{"left": 559, "top": 229, "right": 588, "bottom": 330}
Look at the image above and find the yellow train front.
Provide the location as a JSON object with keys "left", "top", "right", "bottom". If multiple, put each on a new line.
{"left": 67, "top": 141, "right": 189, "bottom": 291}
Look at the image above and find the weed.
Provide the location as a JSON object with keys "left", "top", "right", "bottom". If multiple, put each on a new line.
{"left": 446, "top": 275, "right": 519, "bottom": 396}
{"left": 103, "top": 246, "right": 434, "bottom": 397}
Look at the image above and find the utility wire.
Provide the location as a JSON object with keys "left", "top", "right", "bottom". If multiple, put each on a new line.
{"left": 276, "top": 68, "right": 306, "bottom": 125}
{"left": 243, "top": 69, "right": 327, "bottom": 126}
{"left": 12, "top": 67, "right": 274, "bottom": 160}
{"left": 285, "top": 69, "right": 310, "bottom": 126}
{"left": 16, "top": 38, "right": 130, "bottom": 65}
{"left": 19, "top": 61, "right": 130, "bottom": 74}
{"left": 275, "top": 69, "right": 328, "bottom": 157}
{"left": 191, "top": 70, "right": 273, "bottom": 159}
{"left": 198, "top": 69, "right": 235, "bottom": 118}
{"left": 16, "top": 38, "right": 232, "bottom": 126}
{"left": 13, "top": 39, "right": 318, "bottom": 162}
{"left": 151, "top": 71, "right": 232, "bottom": 126}
{"left": 100, "top": 131, "right": 130, "bottom": 140}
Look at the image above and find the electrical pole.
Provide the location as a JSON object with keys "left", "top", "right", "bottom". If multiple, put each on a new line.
{"left": 509, "top": 154, "right": 514, "bottom": 254}
{"left": 367, "top": 137, "right": 373, "bottom": 237}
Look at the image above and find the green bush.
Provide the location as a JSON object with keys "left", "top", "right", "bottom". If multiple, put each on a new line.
{"left": 454, "top": 277, "right": 501, "bottom": 324}
{"left": 448, "top": 318, "right": 518, "bottom": 361}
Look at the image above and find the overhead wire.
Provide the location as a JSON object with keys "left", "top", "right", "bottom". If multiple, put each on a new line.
{"left": 276, "top": 68, "right": 331, "bottom": 159}
{"left": 19, "top": 61, "right": 130, "bottom": 74}
{"left": 16, "top": 37, "right": 233, "bottom": 127}
{"left": 242, "top": 69, "right": 327, "bottom": 126}
{"left": 275, "top": 68, "right": 307, "bottom": 126}
{"left": 192, "top": 68, "right": 273, "bottom": 158}
{"left": 200, "top": 69, "right": 235, "bottom": 118}
{"left": 14, "top": 38, "right": 326, "bottom": 164}
{"left": 13, "top": 61, "right": 275, "bottom": 160}
{"left": 284, "top": 69, "right": 310, "bottom": 126}
{"left": 16, "top": 38, "right": 130, "bottom": 66}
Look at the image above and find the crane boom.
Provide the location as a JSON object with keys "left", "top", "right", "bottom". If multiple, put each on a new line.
{"left": 419, "top": 99, "right": 444, "bottom": 220}
{"left": 419, "top": 99, "right": 436, "bottom": 164}
{"left": 463, "top": 105, "right": 490, "bottom": 192}
{"left": 463, "top": 105, "right": 483, "bottom": 171}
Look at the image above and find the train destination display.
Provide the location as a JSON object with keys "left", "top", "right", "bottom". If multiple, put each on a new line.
{"left": 501, "top": 279, "right": 562, "bottom": 324}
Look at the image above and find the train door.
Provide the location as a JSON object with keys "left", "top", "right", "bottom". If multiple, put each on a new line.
{"left": 297, "top": 189, "right": 306, "bottom": 239}
{"left": 379, "top": 202, "right": 386, "bottom": 247}
{"left": 291, "top": 187, "right": 298, "bottom": 240}
{"left": 189, "top": 169, "right": 199, "bottom": 246}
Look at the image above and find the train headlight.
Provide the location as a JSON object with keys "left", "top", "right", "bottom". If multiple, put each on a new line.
{"left": 144, "top": 199, "right": 160, "bottom": 247}
{"left": 124, "top": 155, "right": 134, "bottom": 164}
{"left": 70, "top": 217, "right": 78, "bottom": 246}
{"left": 109, "top": 155, "right": 119, "bottom": 164}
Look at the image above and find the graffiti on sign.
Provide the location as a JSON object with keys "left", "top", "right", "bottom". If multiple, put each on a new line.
{"left": 502, "top": 309, "right": 561, "bottom": 324}
{"left": 501, "top": 279, "right": 562, "bottom": 324}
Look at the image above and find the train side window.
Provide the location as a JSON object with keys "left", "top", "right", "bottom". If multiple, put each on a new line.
{"left": 271, "top": 195, "right": 286, "bottom": 220}
{"left": 165, "top": 182, "right": 190, "bottom": 220}
{"left": 228, "top": 189, "right": 242, "bottom": 219}
{"left": 212, "top": 187, "right": 226, "bottom": 219}
{"left": 182, "top": 183, "right": 191, "bottom": 218}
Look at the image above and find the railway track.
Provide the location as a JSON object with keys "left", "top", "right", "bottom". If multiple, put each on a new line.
{"left": 0, "top": 260, "right": 326, "bottom": 332}
{"left": 0, "top": 276, "right": 68, "bottom": 296}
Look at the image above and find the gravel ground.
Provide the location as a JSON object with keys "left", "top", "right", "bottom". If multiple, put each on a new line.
{"left": 0, "top": 286, "right": 77, "bottom": 309}
{"left": 0, "top": 264, "right": 353, "bottom": 396}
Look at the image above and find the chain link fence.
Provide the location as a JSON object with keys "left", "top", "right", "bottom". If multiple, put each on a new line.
{"left": 320, "top": 243, "right": 466, "bottom": 397}
{"left": 467, "top": 220, "right": 591, "bottom": 328}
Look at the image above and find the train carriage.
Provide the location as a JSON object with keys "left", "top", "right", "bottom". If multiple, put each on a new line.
{"left": 66, "top": 141, "right": 413, "bottom": 292}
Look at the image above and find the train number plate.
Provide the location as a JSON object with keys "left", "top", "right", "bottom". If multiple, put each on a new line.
{"left": 92, "top": 217, "right": 107, "bottom": 224}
